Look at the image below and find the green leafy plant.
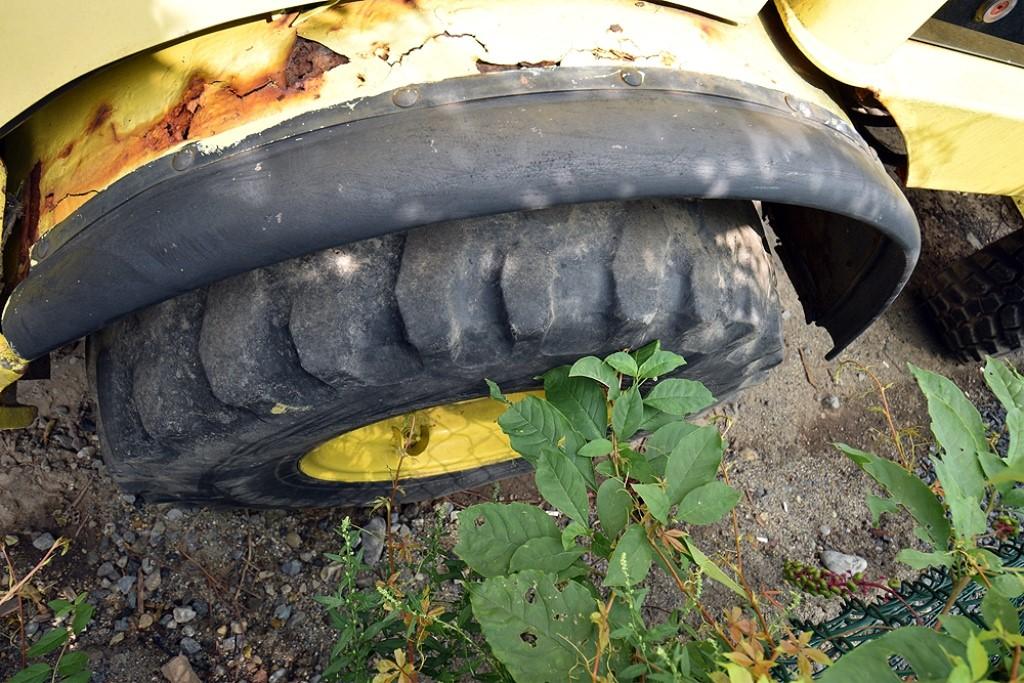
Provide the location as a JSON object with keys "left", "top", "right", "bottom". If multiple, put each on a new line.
{"left": 473, "top": 342, "right": 821, "bottom": 682}
{"left": 3, "top": 536, "right": 94, "bottom": 683}
{"left": 824, "top": 357, "right": 1024, "bottom": 681}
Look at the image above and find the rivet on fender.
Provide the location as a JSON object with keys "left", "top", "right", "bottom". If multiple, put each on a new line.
{"left": 171, "top": 147, "right": 196, "bottom": 171}
{"left": 392, "top": 87, "right": 420, "bottom": 108}
{"left": 620, "top": 68, "right": 644, "bottom": 87}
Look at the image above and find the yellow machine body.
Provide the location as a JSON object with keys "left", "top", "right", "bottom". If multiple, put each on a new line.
{"left": 3, "top": 0, "right": 1024, "bottom": 476}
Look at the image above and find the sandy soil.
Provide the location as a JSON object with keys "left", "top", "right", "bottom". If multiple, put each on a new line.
{"left": 1, "top": 189, "right": 1022, "bottom": 681}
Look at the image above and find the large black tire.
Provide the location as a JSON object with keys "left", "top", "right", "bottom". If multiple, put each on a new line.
{"left": 924, "top": 230, "right": 1024, "bottom": 361}
{"left": 89, "top": 199, "right": 783, "bottom": 508}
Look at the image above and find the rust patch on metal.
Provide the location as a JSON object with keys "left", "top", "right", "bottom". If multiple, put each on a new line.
{"left": 32, "top": 33, "right": 352, "bottom": 231}
{"left": 6, "top": 163, "right": 40, "bottom": 296}
{"left": 284, "top": 37, "right": 349, "bottom": 90}
{"left": 85, "top": 103, "right": 112, "bottom": 134}
{"left": 476, "top": 59, "right": 560, "bottom": 73}
{"left": 143, "top": 77, "right": 205, "bottom": 150}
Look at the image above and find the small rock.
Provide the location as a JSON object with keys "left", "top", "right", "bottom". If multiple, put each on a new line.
{"left": 740, "top": 447, "right": 759, "bottom": 462}
{"left": 822, "top": 395, "right": 841, "bottom": 411}
{"left": 114, "top": 618, "right": 130, "bottom": 632}
{"left": 821, "top": 550, "right": 867, "bottom": 576}
{"left": 142, "top": 558, "right": 155, "bottom": 574}
{"left": 180, "top": 637, "right": 202, "bottom": 656}
{"left": 280, "top": 559, "right": 303, "bottom": 577}
{"left": 273, "top": 604, "right": 292, "bottom": 622}
{"left": 192, "top": 600, "right": 209, "bottom": 619}
{"left": 32, "top": 532, "right": 55, "bottom": 551}
{"left": 145, "top": 571, "right": 162, "bottom": 592}
{"left": 182, "top": 625, "right": 196, "bottom": 637}
{"left": 361, "top": 517, "right": 388, "bottom": 566}
{"left": 819, "top": 525, "right": 832, "bottom": 537}
{"left": 284, "top": 532, "right": 302, "bottom": 549}
{"left": 109, "top": 632, "right": 125, "bottom": 646}
{"left": 120, "top": 493, "right": 137, "bottom": 504}
{"left": 269, "top": 669, "right": 288, "bottom": 683}
{"left": 96, "top": 561, "right": 117, "bottom": 579}
{"left": 77, "top": 446, "right": 97, "bottom": 459}
{"left": 173, "top": 606, "right": 197, "bottom": 624}
{"left": 165, "top": 508, "right": 185, "bottom": 522}
{"left": 162, "top": 654, "right": 202, "bottom": 683}
{"left": 116, "top": 575, "right": 136, "bottom": 595}
{"left": 139, "top": 613, "right": 155, "bottom": 629}
{"left": 55, "top": 405, "right": 70, "bottom": 416}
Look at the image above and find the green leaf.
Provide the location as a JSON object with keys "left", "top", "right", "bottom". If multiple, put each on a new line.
{"left": 471, "top": 570, "right": 596, "bottom": 683}
{"left": 632, "top": 483, "right": 669, "bottom": 524}
{"left": 60, "top": 672, "right": 91, "bottom": 683}
{"left": 984, "top": 357, "right": 1024, "bottom": 413}
{"left": 867, "top": 494, "right": 899, "bottom": 526}
{"left": 543, "top": 366, "right": 607, "bottom": 441}
{"left": 605, "top": 351, "right": 639, "bottom": 377}
{"left": 611, "top": 387, "right": 644, "bottom": 440}
{"left": 645, "top": 421, "right": 700, "bottom": 476}
{"left": 56, "top": 651, "right": 88, "bottom": 676}
{"left": 27, "top": 627, "right": 68, "bottom": 658}
{"left": 677, "top": 481, "right": 740, "bottom": 525}
{"left": 896, "top": 548, "right": 954, "bottom": 569}
{"left": 1004, "top": 487, "right": 1024, "bottom": 508}
{"left": 497, "top": 395, "right": 583, "bottom": 464}
{"left": 940, "top": 614, "right": 983, "bottom": 644}
{"left": 990, "top": 572, "right": 1024, "bottom": 597}
{"left": 8, "top": 664, "right": 52, "bottom": 683}
{"left": 910, "top": 363, "right": 987, "bottom": 501}
{"left": 637, "top": 350, "right": 687, "bottom": 380}
{"left": 632, "top": 340, "right": 661, "bottom": 368}
{"left": 560, "top": 521, "right": 588, "bottom": 550}
{"left": 683, "top": 536, "right": 746, "bottom": 598}
{"left": 979, "top": 450, "right": 1011, "bottom": 494}
{"left": 838, "top": 443, "right": 951, "bottom": 548}
{"left": 644, "top": 379, "right": 714, "bottom": 416}
{"left": 981, "top": 588, "right": 1020, "bottom": 632}
{"left": 1008, "top": 408, "right": 1024, "bottom": 471}
{"left": 569, "top": 356, "right": 620, "bottom": 398}
{"left": 486, "top": 378, "right": 509, "bottom": 404}
{"left": 596, "top": 478, "right": 632, "bottom": 538}
{"left": 966, "top": 633, "right": 988, "bottom": 680}
{"left": 818, "top": 626, "right": 964, "bottom": 682}
{"left": 454, "top": 503, "right": 560, "bottom": 577}
{"left": 665, "top": 426, "right": 724, "bottom": 505}
{"left": 932, "top": 456, "right": 987, "bottom": 540}
{"left": 509, "top": 537, "right": 585, "bottom": 574}
{"left": 620, "top": 447, "right": 656, "bottom": 484}
{"left": 71, "top": 602, "right": 93, "bottom": 636}
{"left": 535, "top": 449, "right": 591, "bottom": 526}
{"left": 47, "top": 599, "right": 72, "bottom": 617}
{"left": 604, "top": 524, "right": 653, "bottom": 587}
{"left": 578, "top": 439, "right": 612, "bottom": 458}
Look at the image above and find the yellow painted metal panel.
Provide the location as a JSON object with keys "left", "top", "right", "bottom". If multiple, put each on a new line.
{"left": 0, "top": 0, "right": 309, "bottom": 133}
{"left": 777, "top": 0, "right": 1024, "bottom": 196}
{"left": 4, "top": 0, "right": 848, "bottom": 238}
{"left": 662, "top": 0, "right": 767, "bottom": 24}
{"left": 299, "top": 393, "right": 539, "bottom": 482}
{"left": 782, "top": 0, "right": 942, "bottom": 65}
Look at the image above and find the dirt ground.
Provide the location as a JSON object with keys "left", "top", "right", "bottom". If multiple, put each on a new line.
{"left": 1, "top": 189, "right": 1022, "bottom": 681}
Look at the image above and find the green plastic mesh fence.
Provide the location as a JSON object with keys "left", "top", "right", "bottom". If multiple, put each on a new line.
{"left": 778, "top": 538, "right": 1024, "bottom": 679}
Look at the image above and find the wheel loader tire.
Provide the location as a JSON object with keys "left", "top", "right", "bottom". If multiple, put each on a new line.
{"left": 88, "top": 199, "right": 784, "bottom": 508}
{"left": 924, "top": 230, "right": 1024, "bottom": 361}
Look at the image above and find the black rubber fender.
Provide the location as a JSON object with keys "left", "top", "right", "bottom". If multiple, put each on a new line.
{"left": 4, "top": 66, "right": 919, "bottom": 360}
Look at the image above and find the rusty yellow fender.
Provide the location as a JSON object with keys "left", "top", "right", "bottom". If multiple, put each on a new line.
{"left": 2, "top": 0, "right": 845, "bottom": 240}
{"left": 776, "top": 0, "right": 1024, "bottom": 196}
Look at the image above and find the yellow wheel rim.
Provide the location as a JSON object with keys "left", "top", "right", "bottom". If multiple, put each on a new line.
{"left": 297, "top": 392, "right": 538, "bottom": 483}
